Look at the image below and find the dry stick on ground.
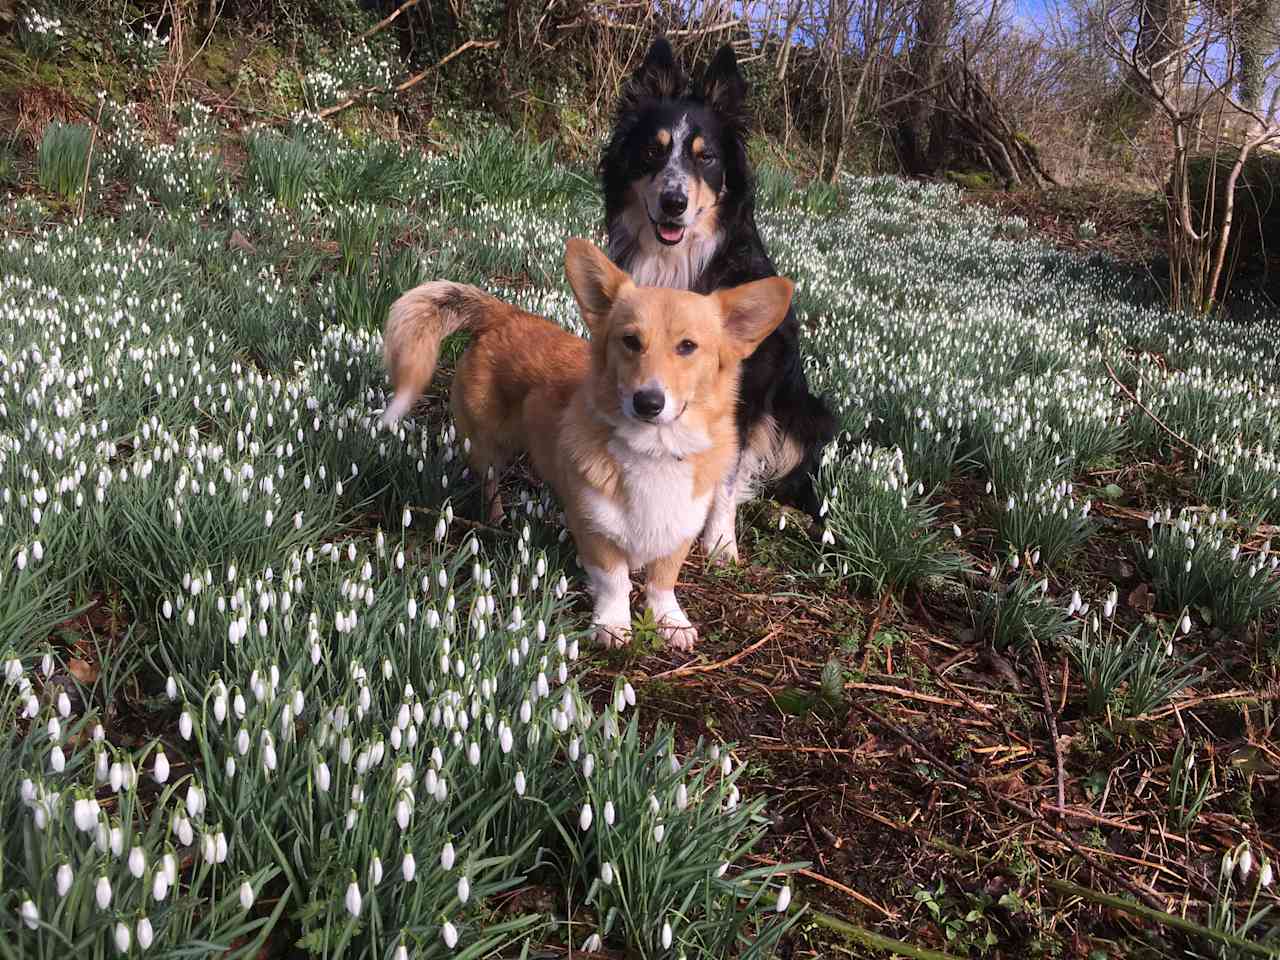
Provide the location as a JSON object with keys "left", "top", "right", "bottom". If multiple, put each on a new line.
{"left": 747, "top": 855, "right": 898, "bottom": 920}
{"left": 1030, "top": 636, "right": 1067, "bottom": 820}
{"left": 1101, "top": 355, "right": 1210, "bottom": 461}
{"left": 317, "top": 39, "right": 501, "bottom": 120}
{"left": 847, "top": 701, "right": 1169, "bottom": 912}
{"left": 76, "top": 101, "right": 102, "bottom": 223}
{"left": 647, "top": 627, "right": 781, "bottom": 680}
{"left": 359, "top": 0, "right": 424, "bottom": 41}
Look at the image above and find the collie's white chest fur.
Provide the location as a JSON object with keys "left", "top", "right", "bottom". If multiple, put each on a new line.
{"left": 580, "top": 439, "right": 712, "bottom": 566}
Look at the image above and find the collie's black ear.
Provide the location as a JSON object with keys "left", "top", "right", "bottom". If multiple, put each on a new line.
{"left": 621, "top": 37, "right": 685, "bottom": 105}
{"left": 697, "top": 44, "right": 747, "bottom": 117}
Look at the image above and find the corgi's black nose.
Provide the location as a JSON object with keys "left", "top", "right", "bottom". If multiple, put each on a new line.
{"left": 632, "top": 389, "right": 665, "bottom": 420}
{"left": 659, "top": 190, "right": 687, "bottom": 217}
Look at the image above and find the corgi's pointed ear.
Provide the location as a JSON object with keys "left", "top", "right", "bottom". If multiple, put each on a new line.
{"left": 621, "top": 37, "right": 685, "bottom": 105}
{"left": 697, "top": 44, "right": 747, "bottom": 117}
{"left": 716, "top": 277, "right": 794, "bottom": 359}
{"left": 565, "top": 239, "right": 632, "bottom": 331}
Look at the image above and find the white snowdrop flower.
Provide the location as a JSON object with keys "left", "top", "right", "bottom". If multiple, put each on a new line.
{"left": 177, "top": 817, "right": 194, "bottom": 847}
{"left": 654, "top": 823, "right": 665, "bottom": 843}
{"left": 457, "top": 875, "right": 470, "bottom": 903}
{"left": 717, "top": 862, "right": 729, "bottom": 877}
{"left": 179, "top": 710, "right": 193, "bottom": 740}
{"left": 114, "top": 921, "right": 131, "bottom": 953}
{"left": 202, "top": 832, "right": 217, "bottom": 864}
{"left": 579, "top": 803, "right": 593, "bottom": 831}
{"left": 604, "top": 800, "right": 615, "bottom": 826}
{"left": 600, "top": 861, "right": 615, "bottom": 886}
{"left": 235, "top": 691, "right": 248, "bottom": 718}
{"left": 402, "top": 849, "right": 417, "bottom": 882}
{"left": 582, "top": 753, "right": 595, "bottom": 778}
{"left": 582, "top": 933, "right": 602, "bottom": 952}
{"left": 1239, "top": 845, "right": 1254, "bottom": 880}
{"left": 515, "top": 769, "right": 526, "bottom": 796}
{"left": 1181, "top": 614, "right": 1192, "bottom": 635}
{"left": 441, "top": 841, "right": 456, "bottom": 870}
{"left": 676, "top": 784, "right": 688, "bottom": 810}
{"left": 129, "top": 846, "right": 146, "bottom": 878}
{"left": 50, "top": 745, "right": 65, "bottom": 773}
{"left": 185, "top": 783, "right": 205, "bottom": 818}
{"left": 151, "top": 869, "right": 170, "bottom": 903}
{"left": 1260, "top": 861, "right": 1273, "bottom": 887}
{"left": 164, "top": 851, "right": 178, "bottom": 885}
{"left": 137, "top": 916, "right": 154, "bottom": 950}
{"left": 442, "top": 920, "right": 459, "bottom": 949}
{"left": 237, "top": 728, "right": 250, "bottom": 755}
{"left": 153, "top": 749, "right": 170, "bottom": 784}
{"left": 56, "top": 862, "right": 74, "bottom": 897}
{"left": 394, "top": 944, "right": 409, "bottom": 960}
{"left": 109, "top": 825, "right": 124, "bottom": 857}
{"left": 467, "top": 741, "right": 480, "bottom": 766}
{"left": 225, "top": 756, "right": 237, "bottom": 780}
{"left": 369, "top": 854, "right": 383, "bottom": 885}
{"left": 19, "top": 896, "right": 39, "bottom": 930}
{"left": 340, "top": 877, "right": 362, "bottom": 918}
{"left": 775, "top": 885, "right": 793, "bottom": 912}
{"left": 662, "top": 921, "right": 673, "bottom": 949}
{"left": 96, "top": 874, "right": 113, "bottom": 910}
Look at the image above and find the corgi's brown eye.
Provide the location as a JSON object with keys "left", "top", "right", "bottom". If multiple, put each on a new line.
{"left": 676, "top": 339, "right": 697, "bottom": 356}
{"left": 622, "top": 334, "right": 643, "bottom": 353}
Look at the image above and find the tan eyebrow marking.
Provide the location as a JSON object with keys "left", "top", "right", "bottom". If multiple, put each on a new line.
{"left": 656, "top": 129, "right": 671, "bottom": 148}
{"left": 691, "top": 135, "right": 705, "bottom": 157}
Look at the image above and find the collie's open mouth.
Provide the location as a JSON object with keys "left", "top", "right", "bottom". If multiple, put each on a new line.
{"left": 654, "top": 221, "right": 686, "bottom": 245}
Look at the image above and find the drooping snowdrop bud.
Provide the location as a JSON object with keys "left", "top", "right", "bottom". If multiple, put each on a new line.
{"left": 579, "top": 803, "right": 593, "bottom": 831}
{"left": 1180, "top": 613, "right": 1192, "bottom": 635}
{"left": 402, "top": 849, "right": 416, "bottom": 882}
{"left": 441, "top": 841, "right": 455, "bottom": 871}
{"left": 514, "top": 769, "right": 526, "bottom": 796}
{"left": 179, "top": 710, "right": 193, "bottom": 740}
{"left": 457, "top": 876, "right": 470, "bottom": 903}
{"left": 19, "top": 896, "right": 38, "bottom": 930}
{"left": 56, "top": 862, "right": 74, "bottom": 897}
{"left": 442, "top": 921, "right": 459, "bottom": 949}
{"left": 775, "top": 885, "right": 793, "bottom": 912}
{"left": 662, "top": 921, "right": 672, "bottom": 949}
{"left": 345, "top": 877, "right": 362, "bottom": 917}
{"left": 129, "top": 846, "right": 146, "bottom": 878}
{"left": 137, "top": 915, "right": 154, "bottom": 950}
{"left": 582, "top": 933, "right": 602, "bottom": 952}
{"left": 96, "top": 874, "right": 113, "bottom": 910}
{"left": 153, "top": 749, "right": 170, "bottom": 784}
{"left": 114, "top": 921, "right": 131, "bottom": 953}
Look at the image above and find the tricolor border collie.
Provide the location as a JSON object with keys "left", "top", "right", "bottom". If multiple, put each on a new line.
{"left": 599, "top": 37, "right": 837, "bottom": 563}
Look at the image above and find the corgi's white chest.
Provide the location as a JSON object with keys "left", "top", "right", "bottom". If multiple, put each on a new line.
{"left": 580, "top": 445, "right": 711, "bottom": 565}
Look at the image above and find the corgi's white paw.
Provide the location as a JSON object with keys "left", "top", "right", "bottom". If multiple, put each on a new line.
{"left": 702, "top": 538, "right": 739, "bottom": 566}
{"left": 658, "top": 620, "right": 698, "bottom": 651}
{"left": 592, "top": 623, "right": 632, "bottom": 649}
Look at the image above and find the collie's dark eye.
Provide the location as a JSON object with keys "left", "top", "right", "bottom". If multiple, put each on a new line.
{"left": 644, "top": 145, "right": 664, "bottom": 164}
{"left": 676, "top": 339, "right": 698, "bottom": 356}
{"left": 699, "top": 153, "right": 717, "bottom": 166}
{"left": 622, "top": 334, "right": 643, "bottom": 353}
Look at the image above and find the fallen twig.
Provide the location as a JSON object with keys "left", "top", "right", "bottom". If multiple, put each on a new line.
{"left": 318, "top": 39, "right": 500, "bottom": 119}
{"left": 1030, "top": 636, "right": 1066, "bottom": 819}
{"left": 844, "top": 681, "right": 991, "bottom": 711}
{"left": 747, "top": 855, "right": 897, "bottom": 920}
{"left": 1101, "top": 355, "right": 1209, "bottom": 461}
{"left": 648, "top": 626, "right": 779, "bottom": 680}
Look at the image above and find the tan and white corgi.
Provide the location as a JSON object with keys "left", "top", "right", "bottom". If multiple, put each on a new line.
{"left": 381, "top": 238, "right": 792, "bottom": 650}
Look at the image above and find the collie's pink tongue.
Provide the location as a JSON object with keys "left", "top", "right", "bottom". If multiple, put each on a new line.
{"left": 658, "top": 224, "right": 685, "bottom": 243}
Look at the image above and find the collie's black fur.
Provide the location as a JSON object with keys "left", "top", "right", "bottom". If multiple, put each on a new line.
{"left": 599, "top": 38, "right": 836, "bottom": 554}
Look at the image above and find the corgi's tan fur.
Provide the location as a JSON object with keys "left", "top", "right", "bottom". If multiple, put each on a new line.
{"left": 382, "top": 238, "right": 792, "bottom": 650}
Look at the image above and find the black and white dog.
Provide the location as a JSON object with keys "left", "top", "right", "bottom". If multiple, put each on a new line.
{"left": 599, "top": 37, "right": 837, "bottom": 563}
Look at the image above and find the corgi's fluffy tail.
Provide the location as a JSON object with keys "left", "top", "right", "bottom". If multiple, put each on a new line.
{"left": 381, "top": 281, "right": 501, "bottom": 426}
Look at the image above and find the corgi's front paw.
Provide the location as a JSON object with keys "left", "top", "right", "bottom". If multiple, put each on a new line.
{"left": 592, "top": 622, "right": 632, "bottom": 649}
{"left": 702, "top": 537, "right": 739, "bottom": 566}
{"left": 658, "top": 620, "right": 698, "bottom": 651}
